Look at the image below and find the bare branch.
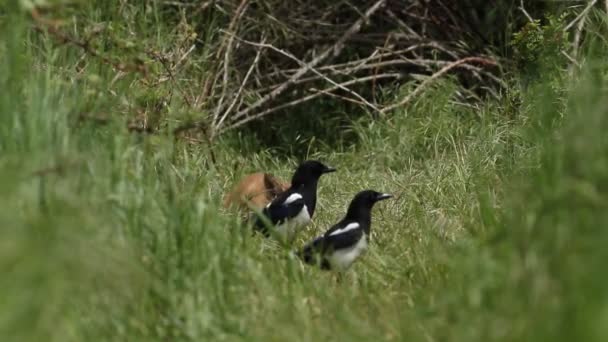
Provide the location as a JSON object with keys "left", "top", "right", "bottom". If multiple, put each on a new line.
{"left": 564, "top": 0, "right": 598, "bottom": 31}
{"left": 379, "top": 57, "right": 498, "bottom": 115}
{"left": 212, "top": 0, "right": 250, "bottom": 128}
{"left": 519, "top": 0, "right": 535, "bottom": 24}
{"left": 213, "top": 37, "right": 266, "bottom": 135}
{"left": 309, "top": 87, "right": 369, "bottom": 106}
{"left": 228, "top": 0, "right": 386, "bottom": 123}
{"left": 562, "top": 50, "right": 581, "bottom": 69}
{"left": 224, "top": 73, "right": 402, "bottom": 132}
{"left": 224, "top": 34, "right": 382, "bottom": 114}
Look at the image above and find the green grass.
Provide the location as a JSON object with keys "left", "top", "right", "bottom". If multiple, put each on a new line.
{"left": 2, "top": 3, "right": 608, "bottom": 342}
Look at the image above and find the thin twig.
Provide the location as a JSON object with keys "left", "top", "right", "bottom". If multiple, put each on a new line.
{"left": 258, "top": 57, "right": 503, "bottom": 93}
{"left": 264, "top": 48, "right": 406, "bottom": 78}
{"left": 228, "top": 0, "right": 386, "bottom": 123}
{"left": 149, "top": 50, "right": 192, "bottom": 107}
{"left": 566, "top": 0, "right": 598, "bottom": 73}
{"left": 264, "top": 43, "right": 458, "bottom": 79}
{"left": 379, "top": 57, "right": 497, "bottom": 115}
{"left": 561, "top": 50, "right": 581, "bottom": 69}
{"left": 224, "top": 73, "right": 402, "bottom": 132}
{"left": 213, "top": 37, "right": 266, "bottom": 134}
{"left": 225, "top": 33, "right": 381, "bottom": 114}
{"left": 309, "top": 87, "right": 368, "bottom": 106}
{"left": 385, "top": 8, "right": 421, "bottom": 39}
{"left": 571, "top": 12, "right": 587, "bottom": 58}
{"left": 192, "top": 0, "right": 214, "bottom": 17}
{"left": 564, "top": 0, "right": 598, "bottom": 31}
{"left": 519, "top": 0, "right": 535, "bottom": 24}
{"left": 212, "top": 0, "right": 250, "bottom": 129}
{"left": 173, "top": 44, "right": 196, "bottom": 72}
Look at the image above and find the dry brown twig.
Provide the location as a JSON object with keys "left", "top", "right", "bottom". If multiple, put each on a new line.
{"left": 564, "top": 0, "right": 598, "bottom": 31}
{"left": 212, "top": 0, "right": 250, "bottom": 131}
{"left": 379, "top": 57, "right": 498, "bottom": 115}
{"left": 167, "top": 0, "right": 506, "bottom": 140}
{"left": 227, "top": 0, "right": 386, "bottom": 124}
{"left": 257, "top": 55, "right": 500, "bottom": 94}
{"left": 175, "top": 0, "right": 387, "bottom": 136}
{"left": 225, "top": 73, "right": 403, "bottom": 131}
{"left": 564, "top": 0, "right": 598, "bottom": 72}
{"left": 519, "top": 0, "right": 535, "bottom": 24}
{"left": 213, "top": 37, "right": 267, "bottom": 135}
{"left": 308, "top": 87, "right": 368, "bottom": 107}
{"left": 263, "top": 45, "right": 432, "bottom": 79}
{"left": 224, "top": 33, "right": 382, "bottom": 114}
{"left": 148, "top": 50, "right": 193, "bottom": 107}
{"left": 34, "top": 1, "right": 507, "bottom": 142}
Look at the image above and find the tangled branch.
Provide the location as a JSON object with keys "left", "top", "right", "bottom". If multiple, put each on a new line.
{"left": 32, "top": 1, "right": 512, "bottom": 141}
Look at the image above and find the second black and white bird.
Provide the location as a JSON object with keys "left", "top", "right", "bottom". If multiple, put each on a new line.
{"left": 297, "top": 190, "right": 392, "bottom": 271}
{"left": 253, "top": 160, "right": 336, "bottom": 242}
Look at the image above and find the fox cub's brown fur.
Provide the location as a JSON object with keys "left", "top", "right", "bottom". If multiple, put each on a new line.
{"left": 223, "top": 172, "right": 290, "bottom": 211}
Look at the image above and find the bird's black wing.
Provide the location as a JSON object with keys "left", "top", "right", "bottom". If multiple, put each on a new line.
{"left": 298, "top": 228, "right": 363, "bottom": 270}
{"left": 253, "top": 190, "right": 305, "bottom": 231}
{"left": 265, "top": 197, "right": 305, "bottom": 225}
{"left": 323, "top": 227, "right": 364, "bottom": 251}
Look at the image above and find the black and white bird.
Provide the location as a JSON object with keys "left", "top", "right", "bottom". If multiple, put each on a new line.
{"left": 253, "top": 160, "right": 336, "bottom": 242}
{"left": 297, "top": 190, "right": 392, "bottom": 271}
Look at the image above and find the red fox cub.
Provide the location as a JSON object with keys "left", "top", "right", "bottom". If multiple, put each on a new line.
{"left": 223, "top": 172, "right": 290, "bottom": 211}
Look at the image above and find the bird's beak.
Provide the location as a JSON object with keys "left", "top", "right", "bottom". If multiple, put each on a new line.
{"left": 376, "top": 193, "right": 393, "bottom": 201}
{"left": 323, "top": 166, "right": 337, "bottom": 174}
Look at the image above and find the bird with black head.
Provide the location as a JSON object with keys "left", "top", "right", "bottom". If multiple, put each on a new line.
{"left": 253, "top": 160, "right": 336, "bottom": 243}
{"left": 297, "top": 190, "right": 392, "bottom": 271}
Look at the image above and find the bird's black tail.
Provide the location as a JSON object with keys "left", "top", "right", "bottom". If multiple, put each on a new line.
{"left": 296, "top": 244, "right": 315, "bottom": 265}
{"left": 295, "top": 236, "right": 331, "bottom": 269}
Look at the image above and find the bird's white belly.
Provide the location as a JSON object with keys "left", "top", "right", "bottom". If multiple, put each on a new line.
{"left": 275, "top": 205, "right": 310, "bottom": 241}
{"left": 327, "top": 235, "right": 368, "bottom": 271}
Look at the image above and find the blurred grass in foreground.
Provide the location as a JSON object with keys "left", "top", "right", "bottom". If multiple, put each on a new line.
{"left": 1, "top": 3, "right": 608, "bottom": 342}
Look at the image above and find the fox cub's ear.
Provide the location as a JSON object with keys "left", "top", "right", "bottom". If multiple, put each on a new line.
{"left": 264, "top": 173, "right": 289, "bottom": 198}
